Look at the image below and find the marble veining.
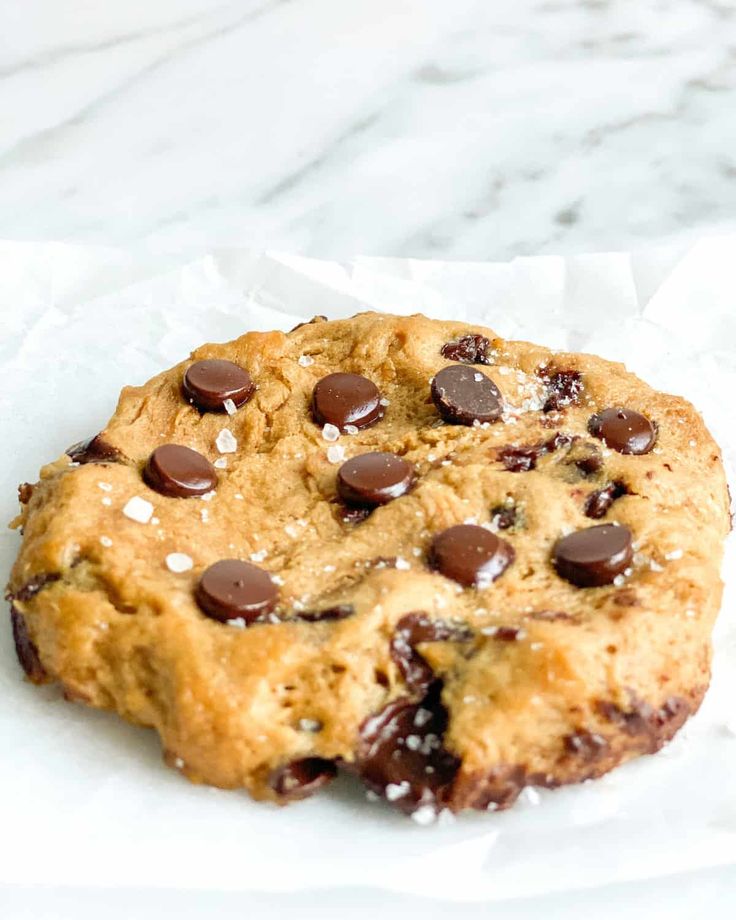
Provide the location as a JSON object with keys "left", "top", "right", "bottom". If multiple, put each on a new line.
{"left": 1, "top": 0, "right": 735, "bottom": 260}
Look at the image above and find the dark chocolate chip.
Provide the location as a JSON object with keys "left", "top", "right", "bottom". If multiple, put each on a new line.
{"left": 269, "top": 758, "right": 337, "bottom": 800}
{"left": 488, "top": 626, "right": 524, "bottom": 642}
{"left": 588, "top": 408, "right": 656, "bottom": 455}
{"left": 10, "top": 606, "right": 47, "bottom": 682}
{"left": 312, "top": 373, "right": 384, "bottom": 431}
{"left": 336, "top": 502, "right": 373, "bottom": 526}
{"left": 552, "top": 524, "right": 633, "bottom": 588}
{"left": 584, "top": 480, "right": 629, "bottom": 519}
{"left": 431, "top": 365, "right": 503, "bottom": 426}
{"left": 355, "top": 686, "right": 459, "bottom": 813}
{"left": 182, "top": 359, "right": 255, "bottom": 412}
{"left": 563, "top": 730, "right": 609, "bottom": 761}
{"left": 490, "top": 503, "right": 517, "bottom": 530}
{"left": 195, "top": 559, "right": 278, "bottom": 624}
{"left": 337, "top": 452, "right": 414, "bottom": 507}
{"left": 18, "top": 483, "right": 34, "bottom": 504}
{"left": 429, "top": 524, "right": 514, "bottom": 588}
{"left": 574, "top": 449, "right": 602, "bottom": 477}
{"left": 449, "top": 763, "right": 527, "bottom": 812}
{"left": 66, "top": 434, "right": 121, "bottom": 464}
{"left": 12, "top": 572, "right": 61, "bottom": 603}
{"left": 390, "top": 613, "right": 473, "bottom": 695}
{"left": 294, "top": 604, "right": 354, "bottom": 623}
{"left": 440, "top": 334, "right": 492, "bottom": 365}
{"left": 497, "top": 432, "right": 571, "bottom": 472}
{"left": 143, "top": 444, "right": 218, "bottom": 498}
{"left": 594, "top": 693, "right": 689, "bottom": 752}
{"left": 542, "top": 370, "right": 583, "bottom": 412}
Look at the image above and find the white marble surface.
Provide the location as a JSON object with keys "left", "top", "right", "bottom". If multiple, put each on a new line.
{"left": 2, "top": 0, "right": 736, "bottom": 260}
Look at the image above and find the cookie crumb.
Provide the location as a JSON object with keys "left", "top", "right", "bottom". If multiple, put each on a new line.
{"left": 123, "top": 496, "right": 154, "bottom": 524}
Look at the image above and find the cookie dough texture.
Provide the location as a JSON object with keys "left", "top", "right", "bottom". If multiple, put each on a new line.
{"left": 7, "top": 312, "right": 730, "bottom": 815}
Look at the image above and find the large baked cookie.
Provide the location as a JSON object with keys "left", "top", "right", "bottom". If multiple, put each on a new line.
{"left": 7, "top": 313, "right": 730, "bottom": 820}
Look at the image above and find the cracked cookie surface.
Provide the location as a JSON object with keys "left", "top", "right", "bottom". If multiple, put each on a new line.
{"left": 7, "top": 312, "right": 730, "bottom": 817}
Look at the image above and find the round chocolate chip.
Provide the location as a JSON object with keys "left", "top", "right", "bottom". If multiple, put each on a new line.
{"left": 431, "top": 365, "right": 502, "bottom": 426}
{"left": 588, "top": 408, "right": 656, "bottom": 455}
{"left": 143, "top": 444, "right": 217, "bottom": 498}
{"left": 429, "top": 524, "right": 514, "bottom": 588}
{"left": 337, "top": 452, "right": 414, "bottom": 507}
{"left": 182, "top": 359, "right": 255, "bottom": 412}
{"left": 269, "top": 758, "right": 337, "bottom": 800}
{"left": 195, "top": 559, "right": 278, "bottom": 623}
{"left": 355, "top": 689, "right": 459, "bottom": 813}
{"left": 552, "top": 524, "right": 633, "bottom": 588}
{"left": 311, "top": 373, "right": 384, "bottom": 430}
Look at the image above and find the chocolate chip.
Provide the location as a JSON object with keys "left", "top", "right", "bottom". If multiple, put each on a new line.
{"left": 355, "top": 686, "right": 459, "bottom": 813}
{"left": 497, "top": 432, "right": 571, "bottom": 472}
{"left": 312, "top": 373, "right": 384, "bottom": 431}
{"left": 294, "top": 604, "right": 354, "bottom": 623}
{"left": 449, "top": 763, "right": 526, "bottom": 812}
{"left": 336, "top": 502, "right": 372, "bottom": 526}
{"left": 269, "top": 758, "right": 337, "bottom": 800}
{"left": 182, "top": 359, "right": 255, "bottom": 412}
{"left": 431, "top": 365, "right": 503, "bottom": 426}
{"left": 588, "top": 408, "right": 656, "bottom": 455}
{"left": 440, "top": 334, "right": 491, "bottom": 365}
{"left": 584, "top": 480, "right": 628, "bottom": 519}
{"left": 337, "top": 452, "right": 414, "bottom": 507}
{"left": 391, "top": 613, "right": 473, "bottom": 695}
{"left": 542, "top": 370, "right": 583, "bottom": 412}
{"left": 594, "top": 693, "right": 689, "bottom": 752}
{"left": 143, "top": 444, "right": 218, "bottom": 498}
{"left": 66, "top": 434, "right": 121, "bottom": 464}
{"left": 563, "top": 730, "right": 608, "bottom": 761}
{"left": 552, "top": 524, "right": 633, "bottom": 588}
{"left": 10, "top": 606, "right": 47, "bottom": 682}
{"left": 490, "top": 503, "right": 517, "bottom": 530}
{"left": 12, "top": 572, "right": 61, "bottom": 602}
{"left": 195, "top": 559, "right": 278, "bottom": 623}
{"left": 429, "top": 524, "right": 515, "bottom": 588}
{"left": 17, "top": 483, "right": 34, "bottom": 504}
{"left": 489, "top": 626, "right": 524, "bottom": 641}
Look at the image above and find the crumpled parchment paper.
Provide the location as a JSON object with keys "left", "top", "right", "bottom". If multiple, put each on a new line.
{"left": 1, "top": 238, "right": 734, "bottom": 901}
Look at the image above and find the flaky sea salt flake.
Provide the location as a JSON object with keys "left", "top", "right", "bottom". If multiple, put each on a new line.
{"left": 298, "top": 354, "right": 314, "bottom": 367}
{"left": 216, "top": 429, "right": 237, "bottom": 453}
{"left": 223, "top": 398, "right": 237, "bottom": 416}
{"left": 322, "top": 423, "right": 340, "bottom": 442}
{"left": 166, "top": 552, "right": 193, "bottom": 573}
{"left": 327, "top": 444, "right": 346, "bottom": 464}
{"left": 99, "top": 536, "right": 113, "bottom": 547}
{"left": 123, "top": 496, "right": 154, "bottom": 524}
{"left": 411, "top": 805, "right": 437, "bottom": 826}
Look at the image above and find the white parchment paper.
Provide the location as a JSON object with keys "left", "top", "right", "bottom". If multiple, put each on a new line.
{"left": 1, "top": 239, "right": 735, "bottom": 901}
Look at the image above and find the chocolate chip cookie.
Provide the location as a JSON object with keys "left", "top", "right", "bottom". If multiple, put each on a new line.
{"left": 7, "top": 313, "right": 730, "bottom": 821}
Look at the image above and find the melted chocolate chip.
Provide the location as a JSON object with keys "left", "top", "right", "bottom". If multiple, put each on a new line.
{"left": 195, "top": 559, "right": 278, "bottom": 623}
{"left": 336, "top": 503, "right": 373, "bottom": 526}
{"left": 66, "top": 434, "right": 121, "bottom": 465}
{"left": 431, "top": 365, "right": 503, "bottom": 426}
{"left": 588, "top": 408, "right": 656, "bottom": 455}
{"left": 595, "top": 694, "right": 689, "bottom": 752}
{"left": 10, "top": 606, "right": 47, "bottom": 682}
{"left": 143, "top": 444, "right": 218, "bottom": 498}
{"left": 552, "top": 524, "right": 633, "bottom": 588}
{"left": 295, "top": 604, "right": 354, "bottom": 623}
{"left": 312, "top": 373, "right": 384, "bottom": 431}
{"left": 13, "top": 572, "right": 61, "bottom": 602}
{"left": 269, "top": 758, "right": 337, "bottom": 800}
{"left": 337, "top": 452, "right": 414, "bottom": 507}
{"left": 572, "top": 446, "right": 602, "bottom": 477}
{"left": 390, "top": 613, "right": 473, "bottom": 695}
{"left": 17, "top": 483, "right": 34, "bottom": 504}
{"left": 440, "top": 334, "right": 491, "bottom": 365}
{"left": 490, "top": 503, "right": 518, "bottom": 530}
{"left": 542, "top": 370, "right": 583, "bottom": 412}
{"left": 489, "top": 626, "right": 524, "bottom": 642}
{"left": 497, "top": 432, "right": 571, "bottom": 472}
{"left": 584, "top": 480, "right": 629, "bottom": 519}
{"left": 182, "top": 359, "right": 255, "bottom": 412}
{"left": 429, "top": 524, "right": 515, "bottom": 588}
{"left": 449, "top": 764, "right": 527, "bottom": 812}
{"left": 355, "top": 686, "right": 459, "bottom": 813}
{"left": 563, "top": 730, "right": 609, "bottom": 761}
